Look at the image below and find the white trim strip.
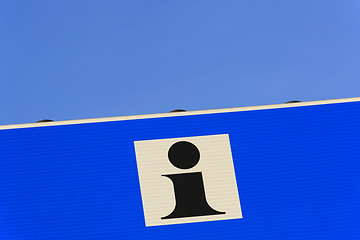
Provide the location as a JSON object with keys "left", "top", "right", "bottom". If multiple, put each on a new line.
{"left": 1, "top": 97, "right": 360, "bottom": 130}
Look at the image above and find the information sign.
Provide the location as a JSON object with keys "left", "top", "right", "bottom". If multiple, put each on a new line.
{"left": 1, "top": 98, "right": 360, "bottom": 239}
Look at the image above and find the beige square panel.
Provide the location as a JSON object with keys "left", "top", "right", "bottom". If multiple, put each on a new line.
{"left": 134, "top": 134, "right": 242, "bottom": 227}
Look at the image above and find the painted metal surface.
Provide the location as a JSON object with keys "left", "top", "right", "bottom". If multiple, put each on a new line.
{"left": 1, "top": 98, "right": 359, "bottom": 239}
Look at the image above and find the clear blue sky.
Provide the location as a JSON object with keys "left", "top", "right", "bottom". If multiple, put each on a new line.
{"left": 1, "top": 1, "right": 359, "bottom": 125}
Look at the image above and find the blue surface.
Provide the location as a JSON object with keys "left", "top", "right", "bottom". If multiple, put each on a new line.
{"left": 1, "top": 102, "right": 360, "bottom": 239}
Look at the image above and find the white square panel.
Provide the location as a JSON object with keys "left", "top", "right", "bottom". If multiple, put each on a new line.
{"left": 134, "top": 134, "right": 242, "bottom": 226}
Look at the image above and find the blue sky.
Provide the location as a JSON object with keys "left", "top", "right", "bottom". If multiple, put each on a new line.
{"left": 1, "top": 1, "right": 359, "bottom": 125}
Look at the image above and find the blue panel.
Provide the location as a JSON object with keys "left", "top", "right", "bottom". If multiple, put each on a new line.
{"left": 1, "top": 102, "right": 360, "bottom": 239}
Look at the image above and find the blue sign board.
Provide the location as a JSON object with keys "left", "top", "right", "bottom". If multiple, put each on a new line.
{"left": 1, "top": 98, "right": 360, "bottom": 239}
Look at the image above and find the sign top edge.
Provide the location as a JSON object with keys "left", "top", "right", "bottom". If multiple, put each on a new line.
{"left": 1, "top": 97, "right": 359, "bottom": 130}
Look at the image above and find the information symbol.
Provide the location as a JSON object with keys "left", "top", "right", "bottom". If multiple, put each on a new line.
{"left": 134, "top": 134, "right": 242, "bottom": 226}
{"left": 162, "top": 141, "right": 225, "bottom": 220}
